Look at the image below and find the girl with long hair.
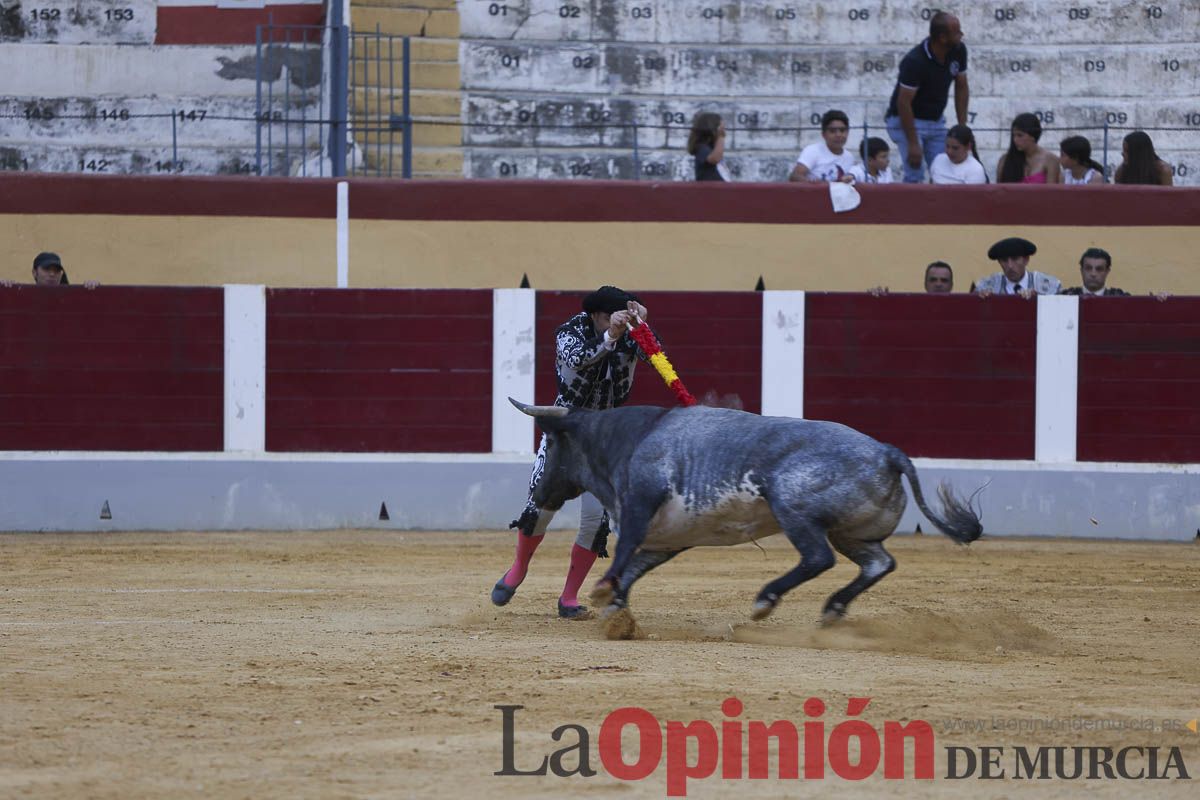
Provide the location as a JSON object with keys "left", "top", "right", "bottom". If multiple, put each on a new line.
{"left": 1058, "top": 136, "right": 1106, "bottom": 184}
{"left": 997, "top": 113, "right": 1060, "bottom": 184}
{"left": 1114, "top": 131, "right": 1173, "bottom": 185}
{"left": 687, "top": 112, "right": 729, "bottom": 181}
{"left": 929, "top": 124, "right": 988, "bottom": 184}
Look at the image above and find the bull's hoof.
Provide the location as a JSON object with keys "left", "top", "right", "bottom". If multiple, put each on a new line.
{"left": 589, "top": 579, "right": 617, "bottom": 608}
{"left": 750, "top": 594, "right": 779, "bottom": 621}
{"left": 557, "top": 600, "right": 595, "bottom": 621}
{"left": 491, "top": 577, "right": 520, "bottom": 607}
{"left": 819, "top": 603, "right": 847, "bottom": 627}
{"left": 602, "top": 606, "right": 643, "bottom": 640}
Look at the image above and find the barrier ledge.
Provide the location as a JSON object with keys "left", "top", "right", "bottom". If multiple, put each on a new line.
{"left": 2, "top": 173, "right": 1199, "bottom": 226}
{"left": 0, "top": 453, "right": 1196, "bottom": 540}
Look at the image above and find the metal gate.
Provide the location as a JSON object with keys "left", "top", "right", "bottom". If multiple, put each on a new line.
{"left": 254, "top": 11, "right": 410, "bottom": 178}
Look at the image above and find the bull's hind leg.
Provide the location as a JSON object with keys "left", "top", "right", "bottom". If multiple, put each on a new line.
{"left": 820, "top": 539, "right": 896, "bottom": 624}
{"left": 751, "top": 510, "right": 836, "bottom": 621}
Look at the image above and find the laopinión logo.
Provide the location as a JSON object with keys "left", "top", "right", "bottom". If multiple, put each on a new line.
{"left": 494, "top": 698, "right": 1191, "bottom": 796}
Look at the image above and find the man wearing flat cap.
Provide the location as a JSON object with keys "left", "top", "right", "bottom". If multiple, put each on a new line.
{"left": 973, "top": 237, "right": 1062, "bottom": 298}
{"left": 492, "top": 285, "right": 650, "bottom": 620}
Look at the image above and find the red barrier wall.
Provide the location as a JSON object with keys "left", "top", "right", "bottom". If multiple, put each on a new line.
{"left": 1077, "top": 297, "right": 1200, "bottom": 463}
{"left": 156, "top": 5, "right": 325, "bottom": 45}
{"left": 4, "top": 287, "right": 1196, "bottom": 462}
{"left": 0, "top": 287, "right": 223, "bottom": 450}
{"left": 534, "top": 292, "right": 763, "bottom": 420}
{"left": 804, "top": 294, "right": 1038, "bottom": 459}
{"left": 6, "top": 173, "right": 1197, "bottom": 226}
{"left": 265, "top": 289, "right": 492, "bottom": 452}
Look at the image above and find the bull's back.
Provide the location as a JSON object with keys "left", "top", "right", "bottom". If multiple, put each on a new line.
{"left": 644, "top": 406, "right": 890, "bottom": 478}
{"left": 631, "top": 407, "right": 901, "bottom": 548}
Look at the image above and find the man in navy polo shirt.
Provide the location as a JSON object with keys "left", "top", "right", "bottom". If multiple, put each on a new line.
{"left": 885, "top": 11, "right": 969, "bottom": 183}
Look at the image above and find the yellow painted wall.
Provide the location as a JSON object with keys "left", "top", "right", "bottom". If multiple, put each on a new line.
{"left": 3, "top": 214, "right": 1196, "bottom": 294}
{"left": 2, "top": 214, "right": 335, "bottom": 288}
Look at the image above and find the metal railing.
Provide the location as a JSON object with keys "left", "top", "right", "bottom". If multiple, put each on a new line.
{"left": 2, "top": 89, "right": 1195, "bottom": 183}
{"left": 252, "top": 15, "right": 413, "bottom": 178}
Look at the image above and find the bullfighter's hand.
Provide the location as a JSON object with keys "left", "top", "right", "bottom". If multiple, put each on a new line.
{"left": 608, "top": 310, "right": 631, "bottom": 338}
{"left": 627, "top": 300, "right": 648, "bottom": 322}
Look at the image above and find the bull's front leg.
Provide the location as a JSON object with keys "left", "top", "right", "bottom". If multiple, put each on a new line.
{"left": 590, "top": 505, "right": 650, "bottom": 608}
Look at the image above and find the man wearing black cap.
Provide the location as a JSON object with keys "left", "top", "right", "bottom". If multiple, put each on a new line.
{"left": 3, "top": 253, "right": 98, "bottom": 289}
{"left": 32, "top": 252, "right": 69, "bottom": 286}
{"left": 492, "top": 286, "right": 650, "bottom": 620}
{"left": 973, "top": 237, "right": 1062, "bottom": 298}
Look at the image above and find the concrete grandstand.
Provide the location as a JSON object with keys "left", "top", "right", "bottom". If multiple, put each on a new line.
{"left": 0, "top": 1, "right": 1197, "bottom": 182}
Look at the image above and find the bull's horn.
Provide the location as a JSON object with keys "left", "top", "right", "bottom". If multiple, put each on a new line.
{"left": 508, "top": 397, "right": 569, "bottom": 418}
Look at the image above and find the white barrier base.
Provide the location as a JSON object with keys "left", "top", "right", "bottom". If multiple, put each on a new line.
{"left": 0, "top": 453, "right": 1197, "bottom": 541}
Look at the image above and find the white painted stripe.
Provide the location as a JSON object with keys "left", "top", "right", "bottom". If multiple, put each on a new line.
{"left": 0, "top": 451, "right": 539, "bottom": 464}
{"left": 1, "top": 619, "right": 303, "bottom": 627}
{"left": 491, "top": 289, "right": 537, "bottom": 454}
{"left": 23, "top": 588, "right": 324, "bottom": 594}
{"left": 760, "top": 290, "right": 806, "bottom": 419}
{"left": 1035, "top": 294, "right": 1080, "bottom": 463}
{"left": 223, "top": 285, "right": 267, "bottom": 453}
{"left": 336, "top": 181, "right": 349, "bottom": 288}
{"left": 910, "top": 458, "right": 1200, "bottom": 474}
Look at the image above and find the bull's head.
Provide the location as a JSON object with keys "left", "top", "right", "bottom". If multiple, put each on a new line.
{"left": 510, "top": 398, "right": 586, "bottom": 511}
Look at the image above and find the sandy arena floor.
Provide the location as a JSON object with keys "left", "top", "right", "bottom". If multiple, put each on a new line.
{"left": 1, "top": 530, "right": 1198, "bottom": 799}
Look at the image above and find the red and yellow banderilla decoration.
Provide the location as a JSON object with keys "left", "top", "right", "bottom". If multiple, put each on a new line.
{"left": 626, "top": 314, "right": 698, "bottom": 408}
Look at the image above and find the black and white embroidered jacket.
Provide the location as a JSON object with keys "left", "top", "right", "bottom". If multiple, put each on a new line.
{"left": 553, "top": 312, "right": 648, "bottom": 410}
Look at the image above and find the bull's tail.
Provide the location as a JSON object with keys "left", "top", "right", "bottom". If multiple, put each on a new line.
{"left": 889, "top": 447, "right": 983, "bottom": 544}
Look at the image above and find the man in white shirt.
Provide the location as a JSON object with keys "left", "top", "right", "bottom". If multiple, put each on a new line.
{"left": 788, "top": 110, "right": 857, "bottom": 183}
{"left": 972, "top": 237, "right": 1062, "bottom": 298}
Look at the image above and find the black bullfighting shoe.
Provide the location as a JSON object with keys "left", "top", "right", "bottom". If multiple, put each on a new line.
{"left": 491, "top": 576, "right": 520, "bottom": 606}
{"left": 557, "top": 600, "right": 594, "bottom": 621}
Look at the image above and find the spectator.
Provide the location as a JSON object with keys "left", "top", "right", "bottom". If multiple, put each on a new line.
{"left": 884, "top": 10, "right": 969, "bottom": 183}
{"left": 997, "top": 113, "right": 1061, "bottom": 184}
{"left": 688, "top": 112, "right": 729, "bottom": 182}
{"left": 1114, "top": 131, "right": 1173, "bottom": 186}
{"left": 1060, "top": 248, "right": 1129, "bottom": 296}
{"left": 789, "top": 109, "right": 856, "bottom": 183}
{"left": 868, "top": 260, "right": 954, "bottom": 296}
{"left": 32, "top": 251, "right": 69, "bottom": 286}
{"left": 929, "top": 124, "right": 988, "bottom": 184}
{"left": 925, "top": 261, "right": 954, "bottom": 293}
{"left": 973, "top": 237, "right": 1062, "bottom": 298}
{"left": 6, "top": 252, "right": 100, "bottom": 289}
{"left": 1058, "top": 136, "right": 1106, "bottom": 185}
{"left": 849, "top": 137, "right": 894, "bottom": 184}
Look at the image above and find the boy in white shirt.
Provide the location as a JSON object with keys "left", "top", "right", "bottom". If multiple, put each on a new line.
{"left": 849, "top": 137, "right": 894, "bottom": 184}
{"left": 789, "top": 109, "right": 858, "bottom": 183}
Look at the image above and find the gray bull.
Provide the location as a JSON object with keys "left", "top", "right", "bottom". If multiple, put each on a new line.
{"left": 511, "top": 399, "right": 982, "bottom": 638}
